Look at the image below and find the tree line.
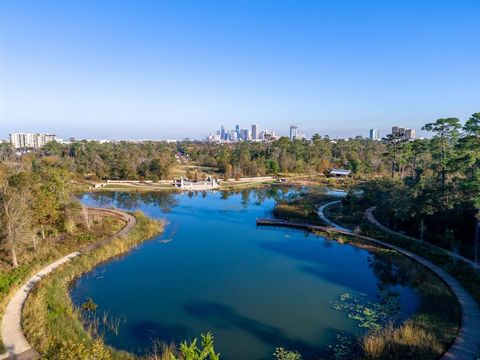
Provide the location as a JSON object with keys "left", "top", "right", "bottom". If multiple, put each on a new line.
{"left": 40, "top": 141, "right": 177, "bottom": 181}
{"left": 2, "top": 133, "right": 389, "bottom": 181}
{"left": 179, "top": 135, "right": 387, "bottom": 178}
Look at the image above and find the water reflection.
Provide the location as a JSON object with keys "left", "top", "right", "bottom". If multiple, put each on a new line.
{"left": 83, "top": 186, "right": 306, "bottom": 211}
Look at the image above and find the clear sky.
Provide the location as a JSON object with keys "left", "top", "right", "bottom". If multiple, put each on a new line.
{"left": 0, "top": 0, "right": 479, "bottom": 140}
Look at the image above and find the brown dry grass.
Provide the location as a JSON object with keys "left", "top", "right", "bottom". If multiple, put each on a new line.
{"left": 362, "top": 319, "right": 444, "bottom": 360}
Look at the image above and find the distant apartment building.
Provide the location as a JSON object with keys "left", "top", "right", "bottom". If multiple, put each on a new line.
{"left": 369, "top": 129, "right": 380, "bottom": 140}
{"left": 404, "top": 128, "right": 416, "bottom": 140}
{"left": 289, "top": 125, "right": 298, "bottom": 140}
{"left": 391, "top": 126, "right": 416, "bottom": 140}
{"left": 9, "top": 133, "right": 57, "bottom": 149}
{"left": 251, "top": 124, "right": 258, "bottom": 140}
{"left": 289, "top": 125, "right": 306, "bottom": 140}
{"left": 262, "top": 130, "right": 277, "bottom": 141}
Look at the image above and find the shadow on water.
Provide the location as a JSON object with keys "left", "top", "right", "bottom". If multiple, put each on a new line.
{"left": 127, "top": 320, "right": 192, "bottom": 347}
{"left": 257, "top": 237, "right": 381, "bottom": 294}
{"left": 258, "top": 236, "right": 424, "bottom": 300}
{"left": 182, "top": 300, "right": 325, "bottom": 358}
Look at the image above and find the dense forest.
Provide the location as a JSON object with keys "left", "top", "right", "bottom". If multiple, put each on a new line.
{"left": 1, "top": 133, "right": 388, "bottom": 181}
{"left": 178, "top": 135, "right": 387, "bottom": 177}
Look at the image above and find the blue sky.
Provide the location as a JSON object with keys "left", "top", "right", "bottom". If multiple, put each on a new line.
{"left": 1, "top": 0, "right": 479, "bottom": 140}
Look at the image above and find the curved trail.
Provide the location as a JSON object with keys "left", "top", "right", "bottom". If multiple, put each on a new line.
{"left": 317, "top": 200, "right": 351, "bottom": 231}
{"left": 0, "top": 208, "right": 136, "bottom": 360}
{"left": 279, "top": 200, "right": 480, "bottom": 359}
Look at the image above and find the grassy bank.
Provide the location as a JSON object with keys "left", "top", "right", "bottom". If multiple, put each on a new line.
{"left": 273, "top": 190, "right": 339, "bottom": 225}
{"left": 22, "top": 211, "right": 164, "bottom": 360}
{"left": 0, "top": 211, "right": 125, "bottom": 353}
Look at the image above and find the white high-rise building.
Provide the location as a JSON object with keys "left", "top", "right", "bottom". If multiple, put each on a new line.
{"left": 9, "top": 133, "right": 57, "bottom": 149}
{"left": 369, "top": 129, "right": 380, "bottom": 140}
{"left": 289, "top": 125, "right": 299, "bottom": 140}
{"left": 391, "top": 126, "right": 416, "bottom": 140}
{"left": 404, "top": 128, "right": 416, "bottom": 140}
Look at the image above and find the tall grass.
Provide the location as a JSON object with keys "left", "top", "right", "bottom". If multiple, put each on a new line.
{"left": 327, "top": 243, "right": 460, "bottom": 359}
{"left": 362, "top": 319, "right": 443, "bottom": 359}
{"left": 22, "top": 211, "right": 164, "bottom": 359}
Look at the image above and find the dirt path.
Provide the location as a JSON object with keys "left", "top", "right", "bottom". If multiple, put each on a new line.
{"left": 0, "top": 208, "right": 136, "bottom": 360}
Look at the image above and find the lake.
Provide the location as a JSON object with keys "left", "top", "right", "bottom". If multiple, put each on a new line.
{"left": 73, "top": 188, "right": 423, "bottom": 360}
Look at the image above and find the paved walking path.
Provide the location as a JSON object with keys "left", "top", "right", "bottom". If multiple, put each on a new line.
{"left": 317, "top": 200, "right": 352, "bottom": 232}
{"left": 366, "top": 206, "right": 478, "bottom": 272}
{"left": 258, "top": 215, "right": 480, "bottom": 359}
{"left": 0, "top": 208, "right": 136, "bottom": 360}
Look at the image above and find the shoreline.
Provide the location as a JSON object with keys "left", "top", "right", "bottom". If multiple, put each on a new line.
{"left": 75, "top": 174, "right": 356, "bottom": 193}
{"left": 0, "top": 209, "right": 163, "bottom": 359}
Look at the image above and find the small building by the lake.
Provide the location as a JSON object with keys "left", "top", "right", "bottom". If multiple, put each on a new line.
{"left": 328, "top": 168, "right": 352, "bottom": 177}
{"left": 174, "top": 176, "right": 220, "bottom": 190}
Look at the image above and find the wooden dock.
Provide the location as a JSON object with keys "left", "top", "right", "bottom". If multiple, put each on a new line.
{"left": 256, "top": 218, "right": 348, "bottom": 234}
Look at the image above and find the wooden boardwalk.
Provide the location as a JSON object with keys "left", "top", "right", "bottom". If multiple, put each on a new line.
{"left": 257, "top": 217, "right": 480, "bottom": 360}
{"left": 257, "top": 218, "right": 336, "bottom": 233}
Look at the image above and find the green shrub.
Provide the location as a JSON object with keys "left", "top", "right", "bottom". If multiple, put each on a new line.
{"left": 170, "top": 332, "right": 220, "bottom": 360}
{"left": 273, "top": 347, "right": 302, "bottom": 360}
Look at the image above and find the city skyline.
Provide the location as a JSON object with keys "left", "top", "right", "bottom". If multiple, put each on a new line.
{"left": 7, "top": 124, "right": 419, "bottom": 148}
{"left": 1, "top": 1, "right": 479, "bottom": 139}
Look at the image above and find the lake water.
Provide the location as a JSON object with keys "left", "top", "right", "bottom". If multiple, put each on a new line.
{"left": 73, "top": 188, "right": 422, "bottom": 360}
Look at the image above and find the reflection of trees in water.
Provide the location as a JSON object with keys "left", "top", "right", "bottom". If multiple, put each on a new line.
{"left": 367, "top": 250, "right": 445, "bottom": 291}
{"left": 220, "top": 190, "right": 231, "bottom": 200}
{"left": 241, "top": 189, "right": 250, "bottom": 207}
{"left": 367, "top": 249, "right": 458, "bottom": 322}
{"left": 138, "top": 192, "right": 179, "bottom": 212}
{"left": 86, "top": 191, "right": 117, "bottom": 208}
{"left": 367, "top": 252, "right": 409, "bottom": 288}
{"left": 86, "top": 191, "right": 179, "bottom": 212}
{"left": 86, "top": 186, "right": 305, "bottom": 213}
{"left": 218, "top": 186, "right": 302, "bottom": 207}
{"left": 116, "top": 192, "right": 142, "bottom": 209}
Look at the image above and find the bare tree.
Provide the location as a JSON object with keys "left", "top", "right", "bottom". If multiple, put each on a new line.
{"left": 0, "top": 177, "right": 32, "bottom": 268}
{"left": 81, "top": 204, "right": 91, "bottom": 230}
{"left": 0, "top": 191, "right": 32, "bottom": 267}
